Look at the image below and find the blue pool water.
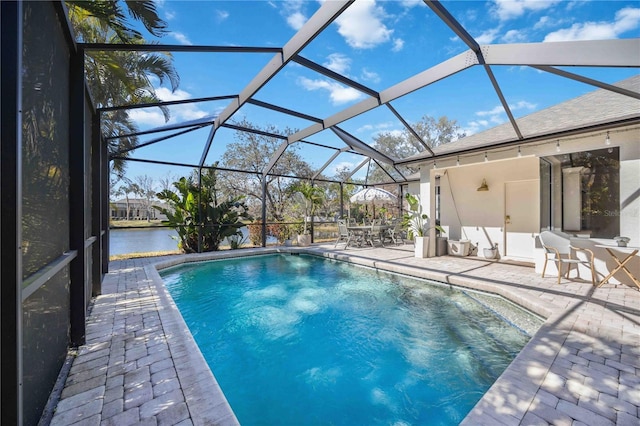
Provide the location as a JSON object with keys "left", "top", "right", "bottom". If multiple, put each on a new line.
{"left": 161, "top": 254, "right": 538, "bottom": 425}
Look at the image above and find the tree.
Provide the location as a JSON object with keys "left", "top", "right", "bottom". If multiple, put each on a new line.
{"left": 368, "top": 115, "right": 465, "bottom": 184}
{"left": 218, "top": 119, "right": 314, "bottom": 221}
{"left": 134, "top": 175, "right": 157, "bottom": 221}
{"left": 120, "top": 181, "right": 139, "bottom": 219}
{"left": 291, "top": 181, "right": 325, "bottom": 235}
{"left": 155, "top": 168, "right": 253, "bottom": 253}
{"left": 66, "top": 1, "right": 180, "bottom": 178}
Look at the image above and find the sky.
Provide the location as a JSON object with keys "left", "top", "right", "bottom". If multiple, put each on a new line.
{"left": 117, "top": 0, "right": 640, "bottom": 186}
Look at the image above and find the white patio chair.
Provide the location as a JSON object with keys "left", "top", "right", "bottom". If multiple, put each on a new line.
{"left": 539, "top": 231, "right": 596, "bottom": 285}
{"left": 334, "top": 219, "right": 353, "bottom": 248}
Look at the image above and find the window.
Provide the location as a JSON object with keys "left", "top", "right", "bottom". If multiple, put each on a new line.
{"left": 544, "top": 147, "right": 620, "bottom": 238}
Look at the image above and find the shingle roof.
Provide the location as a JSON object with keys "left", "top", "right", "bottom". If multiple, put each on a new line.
{"left": 402, "top": 75, "right": 640, "bottom": 163}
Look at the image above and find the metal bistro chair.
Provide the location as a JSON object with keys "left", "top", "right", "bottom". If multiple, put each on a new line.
{"left": 334, "top": 219, "right": 353, "bottom": 248}
{"left": 539, "top": 231, "right": 596, "bottom": 285}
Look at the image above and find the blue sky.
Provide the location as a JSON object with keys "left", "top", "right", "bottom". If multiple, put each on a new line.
{"left": 120, "top": 0, "right": 640, "bottom": 184}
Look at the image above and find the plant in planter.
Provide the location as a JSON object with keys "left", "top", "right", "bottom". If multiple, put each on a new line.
{"left": 270, "top": 222, "right": 293, "bottom": 246}
{"left": 292, "top": 181, "right": 324, "bottom": 246}
{"left": 403, "top": 193, "right": 445, "bottom": 258}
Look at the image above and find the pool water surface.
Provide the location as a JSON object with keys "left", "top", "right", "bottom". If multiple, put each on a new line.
{"left": 161, "top": 254, "right": 539, "bottom": 425}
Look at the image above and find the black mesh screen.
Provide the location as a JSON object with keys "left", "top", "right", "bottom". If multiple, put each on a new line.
{"left": 21, "top": 3, "right": 71, "bottom": 424}
{"left": 22, "top": 269, "right": 71, "bottom": 426}
{"left": 21, "top": 2, "right": 70, "bottom": 278}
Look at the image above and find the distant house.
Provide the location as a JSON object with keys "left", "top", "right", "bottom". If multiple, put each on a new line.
{"left": 110, "top": 198, "right": 171, "bottom": 221}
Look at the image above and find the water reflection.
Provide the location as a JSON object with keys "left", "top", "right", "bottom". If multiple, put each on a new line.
{"left": 109, "top": 227, "right": 272, "bottom": 255}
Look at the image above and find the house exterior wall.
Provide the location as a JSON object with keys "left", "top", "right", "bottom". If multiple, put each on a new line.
{"left": 429, "top": 156, "right": 540, "bottom": 258}
{"left": 419, "top": 125, "right": 639, "bottom": 286}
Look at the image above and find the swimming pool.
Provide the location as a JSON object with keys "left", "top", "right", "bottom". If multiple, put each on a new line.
{"left": 161, "top": 254, "right": 541, "bottom": 425}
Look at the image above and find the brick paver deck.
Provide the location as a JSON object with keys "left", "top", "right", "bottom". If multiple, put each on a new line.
{"left": 50, "top": 245, "right": 639, "bottom": 425}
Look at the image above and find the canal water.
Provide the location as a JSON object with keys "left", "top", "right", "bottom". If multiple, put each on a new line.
{"left": 109, "top": 228, "right": 180, "bottom": 255}
{"left": 109, "top": 227, "right": 275, "bottom": 255}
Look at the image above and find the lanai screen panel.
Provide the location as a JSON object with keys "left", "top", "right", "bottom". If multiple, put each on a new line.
{"left": 21, "top": 3, "right": 72, "bottom": 425}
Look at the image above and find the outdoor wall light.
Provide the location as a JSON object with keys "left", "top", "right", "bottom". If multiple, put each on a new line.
{"left": 517, "top": 146, "right": 522, "bottom": 157}
{"left": 605, "top": 131, "right": 611, "bottom": 145}
{"left": 484, "top": 152, "right": 488, "bottom": 162}
{"left": 556, "top": 140, "right": 561, "bottom": 152}
{"left": 477, "top": 179, "right": 489, "bottom": 192}
{"left": 456, "top": 156, "right": 460, "bottom": 166}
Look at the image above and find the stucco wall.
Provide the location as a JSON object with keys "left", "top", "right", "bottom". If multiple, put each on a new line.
{"left": 429, "top": 156, "right": 540, "bottom": 258}
{"left": 418, "top": 125, "right": 639, "bottom": 286}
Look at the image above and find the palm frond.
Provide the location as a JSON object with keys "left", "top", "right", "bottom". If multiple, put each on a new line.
{"left": 124, "top": 0, "right": 168, "bottom": 37}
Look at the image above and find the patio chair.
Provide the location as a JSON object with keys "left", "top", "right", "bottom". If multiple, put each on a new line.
{"left": 386, "top": 220, "right": 406, "bottom": 245}
{"left": 334, "top": 219, "right": 353, "bottom": 248}
{"left": 539, "top": 231, "right": 596, "bottom": 285}
{"left": 367, "top": 223, "right": 386, "bottom": 247}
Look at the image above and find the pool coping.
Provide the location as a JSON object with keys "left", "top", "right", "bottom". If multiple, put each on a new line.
{"left": 145, "top": 246, "right": 640, "bottom": 425}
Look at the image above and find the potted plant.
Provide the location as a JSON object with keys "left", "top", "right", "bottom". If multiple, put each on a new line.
{"left": 404, "top": 193, "right": 445, "bottom": 258}
{"left": 281, "top": 223, "right": 293, "bottom": 247}
{"left": 614, "top": 236, "right": 630, "bottom": 247}
{"left": 483, "top": 242, "right": 499, "bottom": 259}
{"left": 292, "top": 181, "right": 324, "bottom": 247}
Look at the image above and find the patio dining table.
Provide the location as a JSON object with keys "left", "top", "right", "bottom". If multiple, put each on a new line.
{"left": 347, "top": 224, "right": 392, "bottom": 247}
{"left": 595, "top": 244, "right": 640, "bottom": 290}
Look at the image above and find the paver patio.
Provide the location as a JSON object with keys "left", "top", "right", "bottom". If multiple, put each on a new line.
{"left": 49, "top": 244, "right": 639, "bottom": 425}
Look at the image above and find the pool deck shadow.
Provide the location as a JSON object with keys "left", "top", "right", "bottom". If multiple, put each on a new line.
{"left": 49, "top": 244, "right": 639, "bottom": 426}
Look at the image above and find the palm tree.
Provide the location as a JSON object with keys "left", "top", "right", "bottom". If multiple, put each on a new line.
{"left": 66, "top": 0, "right": 180, "bottom": 177}
{"left": 293, "top": 181, "right": 325, "bottom": 235}
{"left": 67, "top": 0, "right": 168, "bottom": 42}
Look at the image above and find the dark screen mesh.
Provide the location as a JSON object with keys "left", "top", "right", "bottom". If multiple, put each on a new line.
{"left": 22, "top": 269, "right": 71, "bottom": 426}
{"left": 22, "top": 2, "right": 70, "bottom": 278}
{"left": 21, "top": 3, "right": 71, "bottom": 424}
{"left": 85, "top": 97, "right": 94, "bottom": 306}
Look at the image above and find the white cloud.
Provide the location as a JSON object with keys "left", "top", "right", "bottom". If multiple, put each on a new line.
{"left": 392, "top": 38, "right": 405, "bottom": 52}
{"left": 534, "top": 16, "right": 551, "bottom": 30}
{"left": 169, "top": 32, "right": 192, "bottom": 45}
{"left": 335, "top": 0, "right": 393, "bottom": 49}
{"left": 360, "top": 68, "right": 381, "bottom": 84}
{"left": 287, "top": 12, "right": 307, "bottom": 30}
{"left": 476, "top": 100, "right": 536, "bottom": 117}
{"left": 283, "top": 1, "right": 308, "bottom": 31}
{"left": 356, "top": 121, "right": 393, "bottom": 133}
{"left": 129, "top": 88, "right": 211, "bottom": 127}
{"left": 128, "top": 109, "right": 166, "bottom": 127}
{"left": 297, "top": 77, "right": 364, "bottom": 105}
{"left": 468, "top": 100, "right": 536, "bottom": 133}
{"left": 215, "top": 10, "right": 230, "bottom": 22}
{"left": 323, "top": 53, "right": 351, "bottom": 74}
{"left": 463, "top": 120, "right": 489, "bottom": 135}
{"left": 475, "top": 28, "right": 500, "bottom": 44}
{"left": 476, "top": 105, "right": 506, "bottom": 117}
{"left": 400, "top": 0, "right": 421, "bottom": 8}
{"left": 492, "top": 0, "right": 560, "bottom": 22}
{"left": 510, "top": 100, "right": 537, "bottom": 111}
{"left": 544, "top": 7, "right": 640, "bottom": 41}
{"left": 502, "top": 29, "right": 527, "bottom": 43}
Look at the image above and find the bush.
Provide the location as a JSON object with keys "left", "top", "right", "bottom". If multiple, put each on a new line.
{"left": 155, "top": 168, "right": 253, "bottom": 253}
